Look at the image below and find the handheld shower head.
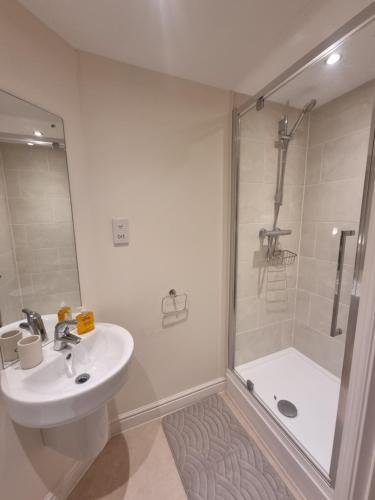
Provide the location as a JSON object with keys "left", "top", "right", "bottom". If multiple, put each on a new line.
{"left": 288, "top": 98, "right": 317, "bottom": 137}
{"left": 303, "top": 99, "right": 317, "bottom": 113}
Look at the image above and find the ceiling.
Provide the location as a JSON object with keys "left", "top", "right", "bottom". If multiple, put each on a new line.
{"left": 271, "top": 19, "right": 375, "bottom": 109}
{"left": 18, "top": 0, "right": 318, "bottom": 93}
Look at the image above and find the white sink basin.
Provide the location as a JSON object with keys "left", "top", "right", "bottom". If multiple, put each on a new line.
{"left": 1, "top": 322, "right": 134, "bottom": 428}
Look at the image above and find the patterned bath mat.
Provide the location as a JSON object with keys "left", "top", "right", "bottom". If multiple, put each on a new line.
{"left": 162, "top": 394, "right": 295, "bottom": 500}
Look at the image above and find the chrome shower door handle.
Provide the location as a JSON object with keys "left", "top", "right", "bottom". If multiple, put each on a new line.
{"left": 330, "top": 230, "right": 355, "bottom": 337}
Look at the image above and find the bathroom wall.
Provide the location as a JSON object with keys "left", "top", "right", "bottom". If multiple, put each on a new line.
{"left": 0, "top": 1, "right": 89, "bottom": 499}
{"left": 0, "top": 152, "right": 22, "bottom": 325}
{"left": 294, "top": 81, "right": 375, "bottom": 376}
{"left": 235, "top": 101, "right": 308, "bottom": 364}
{"left": 0, "top": 2, "right": 230, "bottom": 496}
{"left": 77, "top": 51, "right": 231, "bottom": 414}
{"left": 0, "top": 143, "right": 80, "bottom": 315}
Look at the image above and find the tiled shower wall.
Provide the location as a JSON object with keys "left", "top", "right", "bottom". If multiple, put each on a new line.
{"left": 235, "top": 81, "right": 375, "bottom": 376}
{"left": 235, "top": 102, "right": 308, "bottom": 364}
{"left": 0, "top": 143, "right": 80, "bottom": 317}
{"left": 294, "top": 81, "right": 374, "bottom": 376}
{"left": 0, "top": 156, "right": 22, "bottom": 324}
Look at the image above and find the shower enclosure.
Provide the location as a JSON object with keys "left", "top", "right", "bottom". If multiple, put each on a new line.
{"left": 228, "top": 9, "right": 375, "bottom": 488}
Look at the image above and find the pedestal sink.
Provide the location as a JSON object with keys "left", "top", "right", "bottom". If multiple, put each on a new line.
{"left": 1, "top": 322, "right": 134, "bottom": 458}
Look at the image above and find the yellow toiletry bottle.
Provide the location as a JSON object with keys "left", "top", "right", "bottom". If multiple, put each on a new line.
{"left": 75, "top": 309, "right": 95, "bottom": 335}
{"left": 58, "top": 306, "right": 72, "bottom": 322}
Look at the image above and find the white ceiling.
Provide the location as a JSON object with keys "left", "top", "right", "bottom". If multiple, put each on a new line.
{"left": 18, "top": 0, "right": 318, "bottom": 93}
{"left": 271, "top": 20, "right": 375, "bottom": 108}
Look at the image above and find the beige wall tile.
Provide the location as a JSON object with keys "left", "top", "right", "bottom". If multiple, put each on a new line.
{"left": 11, "top": 224, "right": 27, "bottom": 248}
{"left": 277, "top": 185, "right": 304, "bottom": 223}
{"left": 50, "top": 197, "right": 74, "bottom": 223}
{"left": 4, "top": 168, "right": 20, "bottom": 197}
{"left": 294, "top": 322, "right": 344, "bottom": 376}
{"left": 315, "top": 222, "right": 358, "bottom": 263}
{"left": 265, "top": 144, "right": 306, "bottom": 186}
{"left": 32, "top": 269, "right": 79, "bottom": 295}
{"left": 322, "top": 129, "right": 369, "bottom": 182}
{"left": 308, "top": 294, "right": 333, "bottom": 336}
{"left": 259, "top": 288, "right": 296, "bottom": 327}
{"left": 1, "top": 143, "right": 49, "bottom": 171}
{"left": 300, "top": 220, "right": 316, "bottom": 258}
{"left": 26, "top": 222, "right": 74, "bottom": 249}
{"left": 309, "top": 88, "right": 372, "bottom": 146}
{"left": 0, "top": 252, "right": 17, "bottom": 284}
{"left": 298, "top": 256, "right": 317, "bottom": 293}
{"left": 0, "top": 200, "right": 13, "bottom": 254}
{"left": 239, "top": 140, "right": 264, "bottom": 183}
{"left": 0, "top": 143, "right": 80, "bottom": 321}
{"left": 235, "top": 320, "right": 293, "bottom": 365}
{"left": 236, "top": 296, "right": 260, "bottom": 333}
{"left": 238, "top": 182, "right": 275, "bottom": 224}
{"left": 236, "top": 261, "right": 264, "bottom": 299}
{"left": 295, "top": 290, "right": 310, "bottom": 323}
{"left": 59, "top": 246, "right": 78, "bottom": 270}
{"left": 305, "top": 144, "right": 322, "bottom": 185}
{"left": 8, "top": 196, "right": 53, "bottom": 224}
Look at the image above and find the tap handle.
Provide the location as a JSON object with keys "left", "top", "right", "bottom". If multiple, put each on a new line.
{"left": 22, "top": 308, "right": 34, "bottom": 320}
{"left": 55, "top": 319, "right": 78, "bottom": 335}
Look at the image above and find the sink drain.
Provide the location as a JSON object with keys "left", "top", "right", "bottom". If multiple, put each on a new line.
{"left": 75, "top": 373, "right": 90, "bottom": 384}
{"left": 277, "top": 399, "right": 298, "bottom": 418}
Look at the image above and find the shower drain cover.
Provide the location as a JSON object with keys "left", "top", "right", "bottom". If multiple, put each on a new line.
{"left": 75, "top": 373, "right": 90, "bottom": 384}
{"left": 277, "top": 399, "right": 298, "bottom": 418}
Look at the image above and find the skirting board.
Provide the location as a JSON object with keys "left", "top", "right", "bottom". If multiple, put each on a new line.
{"left": 44, "top": 457, "right": 94, "bottom": 500}
{"left": 111, "top": 377, "right": 227, "bottom": 434}
{"left": 226, "top": 369, "right": 332, "bottom": 500}
{"left": 43, "top": 376, "right": 226, "bottom": 499}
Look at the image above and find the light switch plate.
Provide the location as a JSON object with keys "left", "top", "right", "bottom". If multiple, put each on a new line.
{"left": 112, "top": 218, "right": 129, "bottom": 245}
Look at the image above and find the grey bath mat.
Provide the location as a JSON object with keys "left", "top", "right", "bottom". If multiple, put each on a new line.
{"left": 162, "top": 394, "right": 295, "bottom": 500}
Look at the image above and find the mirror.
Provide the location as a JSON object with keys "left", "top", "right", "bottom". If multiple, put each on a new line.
{"left": 0, "top": 91, "right": 81, "bottom": 366}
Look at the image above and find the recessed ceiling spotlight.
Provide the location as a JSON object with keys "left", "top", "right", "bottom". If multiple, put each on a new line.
{"left": 27, "top": 142, "right": 34, "bottom": 146}
{"left": 326, "top": 53, "right": 341, "bottom": 65}
{"left": 33, "top": 130, "right": 43, "bottom": 137}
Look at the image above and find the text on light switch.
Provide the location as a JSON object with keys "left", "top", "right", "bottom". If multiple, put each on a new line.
{"left": 112, "top": 218, "right": 129, "bottom": 245}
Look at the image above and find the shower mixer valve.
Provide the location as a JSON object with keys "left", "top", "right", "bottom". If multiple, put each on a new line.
{"left": 259, "top": 227, "right": 296, "bottom": 266}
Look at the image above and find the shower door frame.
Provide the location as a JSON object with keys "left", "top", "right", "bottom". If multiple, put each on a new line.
{"left": 228, "top": 2, "right": 375, "bottom": 493}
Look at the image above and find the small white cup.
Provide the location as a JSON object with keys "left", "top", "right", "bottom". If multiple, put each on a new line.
{"left": 17, "top": 335, "right": 43, "bottom": 370}
{"left": 0, "top": 330, "right": 23, "bottom": 362}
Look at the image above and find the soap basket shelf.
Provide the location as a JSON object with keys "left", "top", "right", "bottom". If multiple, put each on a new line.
{"left": 267, "top": 249, "right": 297, "bottom": 267}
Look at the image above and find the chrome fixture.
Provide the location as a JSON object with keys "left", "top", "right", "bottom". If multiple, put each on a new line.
{"left": 330, "top": 230, "right": 356, "bottom": 337}
{"left": 21, "top": 308, "right": 47, "bottom": 341}
{"left": 262, "top": 99, "right": 317, "bottom": 260}
{"left": 161, "top": 289, "right": 188, "bottom": 316}
{"left": 54, "top": 320, "right": 81, "bottom": 351}
{"left": 277, "top": 399, "right": 298, "bottom": 418}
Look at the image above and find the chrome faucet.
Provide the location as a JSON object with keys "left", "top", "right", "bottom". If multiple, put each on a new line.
{"left": 21, "top": 308, "right": 47, "bottom": 341}
{"left": 54, "top": 320, "right": 81, "bottom": 351}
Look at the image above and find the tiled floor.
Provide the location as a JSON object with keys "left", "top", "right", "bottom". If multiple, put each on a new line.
{"left": 68, "top": 418, "right": 187, "bottom": 500}
{"left": 68, "top": 393, "right": 303, "bottom": 500}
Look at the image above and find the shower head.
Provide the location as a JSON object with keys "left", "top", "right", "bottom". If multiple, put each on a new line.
{"left": 303, "top": 99, "right": 317, "bottom": 113}
{"left": 288, "top": 98, "right": 317, "bottom": 138}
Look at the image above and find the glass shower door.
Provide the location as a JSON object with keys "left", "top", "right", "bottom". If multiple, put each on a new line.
{"left": 231, "top": 18, "right": 375, "bottom": 479}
